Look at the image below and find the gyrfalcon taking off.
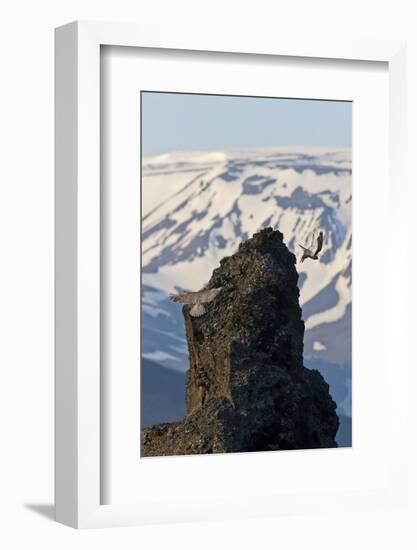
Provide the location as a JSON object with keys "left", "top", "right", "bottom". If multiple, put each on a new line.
{"left": 299, "top": 230, "right": 324, "bottom": 263}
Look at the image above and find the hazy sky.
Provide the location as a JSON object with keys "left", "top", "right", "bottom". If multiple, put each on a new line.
{"left": 141, "top": 92, "right": 352, "bottom": 156}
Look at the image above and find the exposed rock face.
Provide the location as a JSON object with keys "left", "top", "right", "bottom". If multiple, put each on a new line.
{"left": 141, "top": 228, "right": 339, "bottom": 456}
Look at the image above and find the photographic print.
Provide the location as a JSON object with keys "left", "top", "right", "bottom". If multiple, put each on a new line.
{"left": 140, "top": 92, "right": 352, "bottom": 457}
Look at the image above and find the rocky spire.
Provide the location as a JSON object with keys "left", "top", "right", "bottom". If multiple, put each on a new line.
{"left": 142, "top": 228, "right": 339, "bottom": 456}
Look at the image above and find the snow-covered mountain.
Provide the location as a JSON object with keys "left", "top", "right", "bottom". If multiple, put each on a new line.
{"left": 141, "top": 147, "right": 352, "bottom": 381}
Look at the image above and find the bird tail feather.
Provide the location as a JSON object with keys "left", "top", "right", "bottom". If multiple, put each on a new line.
{"left": 190, "top": 303, "right": 206, "bottom": 317}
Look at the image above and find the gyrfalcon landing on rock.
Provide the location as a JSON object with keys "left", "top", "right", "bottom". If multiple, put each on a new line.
{"left": 169, "top": 287, "right": 223, "bottom": 317}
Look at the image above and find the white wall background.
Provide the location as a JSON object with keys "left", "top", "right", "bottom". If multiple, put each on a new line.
{"left": 0, "top": 0, "right": 415, "bottom": 547}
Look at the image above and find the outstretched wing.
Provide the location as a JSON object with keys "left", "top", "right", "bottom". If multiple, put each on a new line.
{"left": 197, "top": 287, "right": 223, "bottom": 304}
{"left": 309, "top": 229, "right": 317, "bottom": 249}
{"left": 169, "top": 287, "right": 222, "bottom": 305}
{"left": 169, "top": 291, "right": 199, "bottom": 305}
{"left": 314, "top": 231, "right": 324, "bottom": 255}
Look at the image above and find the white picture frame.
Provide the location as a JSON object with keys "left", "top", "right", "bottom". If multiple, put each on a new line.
{"left": 55, "top": 21, "right": 407, "bottom": 529}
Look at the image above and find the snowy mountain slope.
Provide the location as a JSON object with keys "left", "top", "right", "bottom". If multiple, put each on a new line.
{"left": 141, "top": 147, "right": 352, "bottom": 369}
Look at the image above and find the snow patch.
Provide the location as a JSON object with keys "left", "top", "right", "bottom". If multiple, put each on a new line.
{"left": 313, "top": 341, "right": 327, "bottom": 351}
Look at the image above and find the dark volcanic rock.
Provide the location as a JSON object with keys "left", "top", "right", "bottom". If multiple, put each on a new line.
{"left": 141, "top": 228, "right": 339, "bottom": 456}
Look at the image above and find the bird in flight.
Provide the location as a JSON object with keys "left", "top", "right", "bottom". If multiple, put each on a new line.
{"left": 169, "top": 287, "right": 223, "bottom": 317}
{"left": 299, "top": 230, "right": 324, "bottom": 263}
